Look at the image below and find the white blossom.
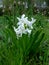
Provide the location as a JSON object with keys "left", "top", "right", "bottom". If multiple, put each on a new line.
{"left": 13, "top": 14, "right": 36, "bottom": 38}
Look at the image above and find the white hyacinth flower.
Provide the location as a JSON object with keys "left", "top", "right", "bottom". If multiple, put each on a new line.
{"left": 14, "top": 24, "right": 26, "bottom": 38}
{"left": 17, "top": 14, "right": 28, "bottom": 26}
{"left": 25, "top": 28, "right": 32, "bottom": 34}
{"left": 13, "top": 14, "right": 36, "bottom": 38}
{"left": 31, "top": 18, "right": 36, "bottom": 23}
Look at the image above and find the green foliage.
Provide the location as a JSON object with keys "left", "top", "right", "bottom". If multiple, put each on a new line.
{"left": 0, "top": 13, "right": 49, "bottom": 65}
{"left": 0, "top": 27, "right": 44, "bottom": 65}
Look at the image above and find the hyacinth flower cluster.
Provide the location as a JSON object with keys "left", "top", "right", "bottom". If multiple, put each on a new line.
{"left": 13, "top": 14, "right": 36, "bottom": 38}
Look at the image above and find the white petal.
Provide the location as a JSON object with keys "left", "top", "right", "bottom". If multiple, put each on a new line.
{"left": 21, "top": 14, "right": 25, "bottom": 19}
{"left": 17, "top": 17, "right": 21, "bottom": 21}
{"left": 31, "top": 18, "right": 36, "bottom": 24}
{"left": 17, "top": 21, "right": 22, "bottom": 26}
{"left": 26, "top": 28, "right": 32, "bottom": 34}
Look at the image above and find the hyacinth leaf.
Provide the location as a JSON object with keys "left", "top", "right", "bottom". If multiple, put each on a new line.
{"left": 32, "top": 32, "right": 45, "bottom": 54}
{"left": 28, "top": 30, "right": 45, "bottom": 55}
{"left": 0, "top": 28, "right": 23, "bottom": 65}
{"left": 4, "top": 15, "right": 13, "bottom": 28}
{"left": 5, "top": 28, "right": 18, "bottom": 46}
{"left": 26, "top": 31, "right": 45, "bottom": 65}
{"left": 25, "top": 29, "right": 42, "bottom": 56}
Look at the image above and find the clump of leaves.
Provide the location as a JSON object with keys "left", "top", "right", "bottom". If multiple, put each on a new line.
{"left": 0, "top": 22, "right": 45, "bottom": 65}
